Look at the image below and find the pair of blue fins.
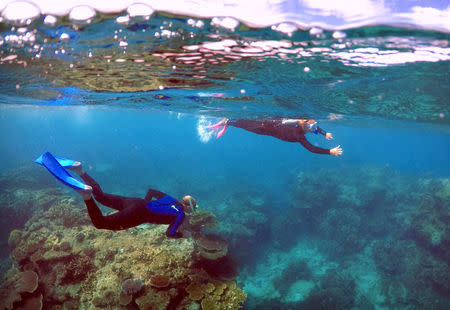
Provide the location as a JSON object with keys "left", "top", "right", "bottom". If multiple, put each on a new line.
{"left": 35, "top": 152, "right": 87, "bottom": 190}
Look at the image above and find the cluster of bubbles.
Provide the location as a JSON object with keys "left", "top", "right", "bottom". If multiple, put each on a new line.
{"left": 0, "top": 1, "right": 342, "bottom": 43}
{"left": 1, "top": 1, "right": 448, "bottom": 70}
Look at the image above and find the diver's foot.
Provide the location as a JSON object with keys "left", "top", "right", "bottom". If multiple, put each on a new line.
{"left": 206, "top": 118, "right": 229, "bottom": 129}
{"left": 67, "top": 161, "right": 83, "bottom": 175}
{"left": 76, "top": 185, "right": 92, "bottom": 200}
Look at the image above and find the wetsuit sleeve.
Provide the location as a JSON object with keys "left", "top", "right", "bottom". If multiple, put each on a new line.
{"left": 144, "top": 189, "right": 166, "bottom": 201}
{"left": 317, "top": 127, "right": 327, "bottom": 136}
{"left": 298, "top": 135, "right": 331, "bottom": 155}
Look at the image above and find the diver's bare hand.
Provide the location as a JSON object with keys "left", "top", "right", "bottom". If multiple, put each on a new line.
{"left": 330, "top": 145, "right": 343, "bottom": 156}
{"left": 325, "top": 132, "right": 333, "bottom": 140}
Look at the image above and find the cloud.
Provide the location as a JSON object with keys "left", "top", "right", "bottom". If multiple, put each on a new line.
{"left": 396, "top": 6, "right": 450, "bottom": 32}
{"left": 301, "top": 0, "right": 390, "bottom": 22}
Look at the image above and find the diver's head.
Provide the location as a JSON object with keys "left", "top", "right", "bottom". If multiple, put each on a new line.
{"left": 181, "top": 195, "right": 197, "bottom": 213}
{"left": 304, "top": 119, "right": 318, "bottom": 134}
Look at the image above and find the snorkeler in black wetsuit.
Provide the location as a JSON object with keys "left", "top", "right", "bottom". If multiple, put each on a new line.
{"left": 207, "top": 118, "right": 343, "bottom": 156}
{"left": 71, "top": 164, "right": 197, "bottom": 238}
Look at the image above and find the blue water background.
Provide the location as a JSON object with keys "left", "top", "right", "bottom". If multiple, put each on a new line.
{"left": 1, "top": 8, "right": 450, "bottom": 309}
{"left": 1, "top": 105, "right": 449, "bottom": 195}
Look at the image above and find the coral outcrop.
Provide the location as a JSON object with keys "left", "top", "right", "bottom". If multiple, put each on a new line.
{"left": 194, "top": 234, "right": 228, "bottom": 260}
{"left": 1, "top": 193, "right": 246, "bottom": 309}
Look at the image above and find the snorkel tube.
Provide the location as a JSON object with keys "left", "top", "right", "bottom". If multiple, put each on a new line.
{"left": 188, "top": 198, "right": 198, "bottom": 212}
{"left": 183, "top": 195, "right": 198, "bottom": 213}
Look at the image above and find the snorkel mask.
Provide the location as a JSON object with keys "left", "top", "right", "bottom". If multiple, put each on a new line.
{"left": 306, "top": 121, "right": 318, "bottom": 134}
{"left": 184, "top": 195, "right": 198, "bottom": 212}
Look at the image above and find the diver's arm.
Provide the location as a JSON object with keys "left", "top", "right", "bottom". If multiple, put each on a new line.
{"left": 144, "top": 189, "right": 166, "bottom": 201}
{"left": 298, "top": 135, "right": 331, "bottom": 155}
{"left": 317, "top": 127, "right": 334, "bottom": 140}
{"left": 166, "top": 209, "right": 185, "bottom": 238}
{"left": 317, "top": 127, "right": 326, "bottom": 136}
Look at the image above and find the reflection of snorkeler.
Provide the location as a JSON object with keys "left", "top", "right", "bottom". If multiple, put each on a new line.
{"left": 207, "top": 118, "right": 343, "bottom": 156}
{"left": 35, "top": 152, "right": 197, "bottom": 238}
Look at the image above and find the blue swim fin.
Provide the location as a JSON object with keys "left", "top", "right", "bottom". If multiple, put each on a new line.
{"left": 36, "top": 152, "right": 86, "bottom": 190}
{"left": 34, "top": 153, "right": 77, "bottom": 167}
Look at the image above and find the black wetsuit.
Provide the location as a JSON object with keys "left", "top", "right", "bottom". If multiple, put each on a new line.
{"left": 80, "top": 172, "right": 185, "bottom": 238}
{"left": 228, "top": 119, "right": 331, "bottom": 155}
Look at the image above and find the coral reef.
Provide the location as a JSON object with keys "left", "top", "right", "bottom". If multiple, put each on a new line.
{"left": 1, "top": 192, "right": 246, "bottom": 309}
{"left": 0, "top": 166, "right": 68, "bottom": 261}
{"left": 319, "top": 207, "right": 364, "bottom": 254}
{"left": 300, "top": 268, "right": 356, "bottom": 310}
{"left": 242, "top": 166, "right": 449, "bottom": 309}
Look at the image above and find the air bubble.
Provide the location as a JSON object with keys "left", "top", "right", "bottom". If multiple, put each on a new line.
{"left": 272, "top": 22, "right": 297, "bottom": 35}
{"left": 60, "top": 33, "right": 70, "bottom": 40}
{"left": 43, "top": 15, "right": 57, "bottom": 26}
{"left": 127, "top": 3, "right": 154, "bottom": 20}
{"left": 116, "top": 15, "right": 130, "bottom": 24}
{"left": 1, "top": 1, "right": 40, "bottom": 25}
{"left": 187, "top": 19, "right": 204, "bottom": 28}
{"left": 211, "top": 17, "right": 239, "bottom": 31}
{"left": 69, "top": 5, "right": 96, "bottom": 24}
{"left": 309, "top": 27, "right": 323, "bottom": 35}
{"left": 332, "top": 31, "right": 346, "bottom": 39}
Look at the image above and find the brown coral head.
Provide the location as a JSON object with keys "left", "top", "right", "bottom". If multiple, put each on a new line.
{"left": 149, "top": 274, "right": 170, "bottom": 288}
{"left": 187, "top": 210, "right": 218, "bottom": 232}
{"left": 195, "top": 234, "right": 228, "bottom": 260}
{"left": 15, "top": 270, "right": 39, "bottom": 294}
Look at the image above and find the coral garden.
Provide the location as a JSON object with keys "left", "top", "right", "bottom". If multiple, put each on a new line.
{"left": 0, "top": 167, "right": 246, "bottom": 310}
{"left": 238, "top": 166, "right": 449, "bottom": 309}
{"left": 1, "top": 164, "right": 449, "bottom": 309}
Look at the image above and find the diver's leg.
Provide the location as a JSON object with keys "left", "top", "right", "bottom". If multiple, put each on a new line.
{"left": 228, "top": 119, "right": 273, "bottom": 136}
{"left": 84, "top": 198, "right": 148, "bottom": 230}
{"left": 79, "top": 172, "right": 127, "bottom": 211}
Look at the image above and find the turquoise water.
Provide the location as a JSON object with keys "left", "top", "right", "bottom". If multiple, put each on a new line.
{"left": 1, "top": 8, "right": 449, "bottom": 310}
